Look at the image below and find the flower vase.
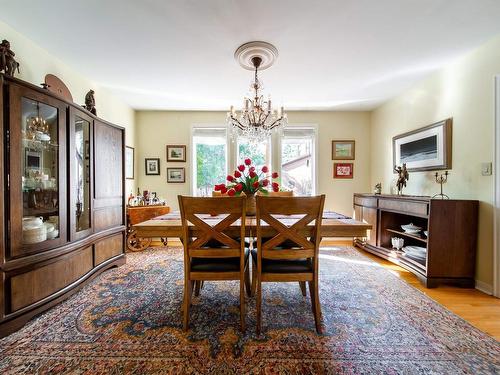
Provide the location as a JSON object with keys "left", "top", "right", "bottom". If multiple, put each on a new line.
{"left": 245, "top": 193, "right": 256, "bottom": 216}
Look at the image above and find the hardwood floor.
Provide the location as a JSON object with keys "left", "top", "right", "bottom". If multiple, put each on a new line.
{"left": 153, "top": 239, "right": 500, "bottom": 341}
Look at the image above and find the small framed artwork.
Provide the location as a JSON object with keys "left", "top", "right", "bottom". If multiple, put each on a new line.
{"left": 393, "top": 118, "right": 452, "bottom": 172}
{"left": 125, "top": 146, "right": 134, "bottom": 179}
{"left": 25, "top": 149, "right": 42, "bottom": 170}
{"left": 167, "top": 167, "right": 185, "bottom": 183}
{"left": 332, "top": 140, "right": 355, "bottom": 160}
{"left": 333, "top": 163, "right": 354, "bottom": 179}
{"left": 166, "top": 145, "right": 186, "bottom": 162}
{"left": 145, "top": 158, "right": 160, "bottom": 175}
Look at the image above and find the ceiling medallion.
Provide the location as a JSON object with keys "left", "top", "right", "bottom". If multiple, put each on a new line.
{"left": 227, "top": 41, "right": 287, "bottom": 144}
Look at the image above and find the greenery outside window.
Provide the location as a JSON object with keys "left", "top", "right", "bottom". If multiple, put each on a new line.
{"left": 192, "top": 127, "right": 227, "bottom": 196}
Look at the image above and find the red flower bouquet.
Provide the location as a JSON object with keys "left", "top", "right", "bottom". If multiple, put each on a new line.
{"left": 214, "top": 159, "right": 280, "bottom": 197}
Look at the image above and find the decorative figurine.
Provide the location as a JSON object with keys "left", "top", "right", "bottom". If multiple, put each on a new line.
{"left": 432, "top": 171, "right": 449, "bottom": 199}
{"left": 374, "top": 182, "right": 382, "bottom": 195}
{"left": 84, "top": 89, "right": 97, "bottom": 115}
{"left": 394, "top": 163, "right": 409, "bottom": 195}
{"left": 0, "top": 39, "right": 20, "bottom": 77}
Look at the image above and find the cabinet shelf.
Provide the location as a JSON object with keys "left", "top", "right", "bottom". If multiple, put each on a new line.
{"left": 386, "top": 228, "right": 428, "bottom": 244}
{"left": 379, "top": 246, "right": 427, "bottom": 270}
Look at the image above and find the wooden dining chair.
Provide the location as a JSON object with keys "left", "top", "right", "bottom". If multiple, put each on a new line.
{"left": 178, "top": 195, "right": 250, "bottom": 331}
{"left": 253, "top": 195, "right": 325, "bottom": 334}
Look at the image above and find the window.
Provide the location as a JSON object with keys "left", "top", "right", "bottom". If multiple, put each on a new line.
{"left": 192, "top": 127, "right": 227, "bottom": 196}
{"left": 191, "top": 124, "right": 316, "bottom": 196}
{"left": 237, "top": 136, "right": 271, "bottom": 170}
{"left": 280, "top": 127, "right": 316, "bottom": 196}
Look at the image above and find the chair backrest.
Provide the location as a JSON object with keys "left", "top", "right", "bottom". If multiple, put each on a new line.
{"left": 256, "top": 190, "right": 294, "bottom": 197}
{"left": 255, "top": 195, "right": 325, "bottom": 262}
{"left": 178, "top": 196, "right": 246, "bottom": 260}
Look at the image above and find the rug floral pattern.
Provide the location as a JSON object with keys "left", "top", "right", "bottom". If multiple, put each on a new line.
{"left": 0, "top": 247, "right": 499, "bottom": 374}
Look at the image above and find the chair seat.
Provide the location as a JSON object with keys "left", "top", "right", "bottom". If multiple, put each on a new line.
{"left": 251, "top": 249, "right": 312, "bottom": 273}
{"left": 191, "top": 249, "right": 249, "bottom": 272}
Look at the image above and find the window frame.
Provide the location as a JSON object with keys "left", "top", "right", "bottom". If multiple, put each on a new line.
{"left": 190, "top": 124, "right": 229, "bottom": 196}
{"left": 276, "top": 123, "right": 318, "bottom": 196}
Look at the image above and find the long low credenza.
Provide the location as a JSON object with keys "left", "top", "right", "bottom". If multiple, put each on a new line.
{"left": 353, "top": 193, "right": 478, "bottom": 288}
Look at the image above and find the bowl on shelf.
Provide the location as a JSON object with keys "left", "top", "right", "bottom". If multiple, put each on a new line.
{"left": 401, "top": 223, "right": 422, "bottom": 234}
{"left": 46, "top": 229, "right": 59, "bottom": 240}
{"left": 22, "top": 224, "right": 47, "bottom": 244}
{"left": 44, "top": 222, "right": 55, "bottom": 233}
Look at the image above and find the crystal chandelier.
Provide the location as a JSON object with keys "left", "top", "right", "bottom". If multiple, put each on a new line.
{"left": 227, "top": 42, "right": 287, "bottom": 144}
{"left": 25, "top": 103, "right": 50, "bottom": 142}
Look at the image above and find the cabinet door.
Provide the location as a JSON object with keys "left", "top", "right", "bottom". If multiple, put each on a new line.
{"left": 362, "top": 207, "right": 378, "bottom": 246}
{"left": 93, "top": 120, "right": 125, "bottom": 232}
{"left": 7, "top": 83, "right": 67, "bottom": 258}
{"left": 69, "top": 108, "right": 93, "bottom": 241}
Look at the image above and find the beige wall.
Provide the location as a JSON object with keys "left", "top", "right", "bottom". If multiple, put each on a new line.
{"left": 135, "top": 111, "right": 371, "bottom": 215}
{"left": 370, "top": 35, "right": 500, "bottom": 289}
{"left": 0, "top": 20, "right": 136, "bottom": 193}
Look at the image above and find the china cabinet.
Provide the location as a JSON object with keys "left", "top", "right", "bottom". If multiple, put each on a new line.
{"left": 0, "top": 74, "right": 125, "bottom": 336}
{"left": 353, "top": 194, "right": 478, "bottom": 288}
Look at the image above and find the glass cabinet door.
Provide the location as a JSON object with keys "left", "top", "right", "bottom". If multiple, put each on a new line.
{"left": 8, "top": 84, "right": 67, "bottom": 258}
{"left": 69, "top": 108, "right": 93, "bottom": 240}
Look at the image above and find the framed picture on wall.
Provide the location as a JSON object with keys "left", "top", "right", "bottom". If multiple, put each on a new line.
{"left": 167, "top": 167, "right": 185, "bottom": 183}
{"left": 393, "top": 118, "right": 452, "bottom": 172}
{"left": 166, "top": 145, "right": 186, "bottom": 162}
{"left": 332, "top": 140, "right": 355, "bottom": 160}
{"left": 333, "top": 163, "right": 353, "bottom": 179}
{"left": 25, "top": 149, "right": 42, "bottom": 170}
{"left": 145, "top": 158, "right": 160, "bottom": 175}
{"left": 125, "top": 146, "right": 134, "bottom": 179}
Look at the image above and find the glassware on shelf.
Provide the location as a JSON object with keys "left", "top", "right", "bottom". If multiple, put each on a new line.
{"left": 391, "top": 237, "right": 404, "bottom": 250}
{"left": 20, "top": 97, "right": 60, "bottom": 243}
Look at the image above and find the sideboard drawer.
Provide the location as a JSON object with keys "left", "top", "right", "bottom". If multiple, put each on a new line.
{"left": 354, "top": 196, "right": 378, "bottom": 208}
{"left": 379, "top": 199, "right": 428, "bottom": 216}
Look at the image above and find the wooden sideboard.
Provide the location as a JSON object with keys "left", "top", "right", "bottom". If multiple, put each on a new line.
{"left": 0, "top": 74, "right": 126, "bottom": 336}
{"left": 353, "top": 194, "right": 478, "bottom": 288}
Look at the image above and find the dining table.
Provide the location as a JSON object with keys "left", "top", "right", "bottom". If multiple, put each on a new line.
{"left": 132, "top": 211, "right": 372, "bottom": 240}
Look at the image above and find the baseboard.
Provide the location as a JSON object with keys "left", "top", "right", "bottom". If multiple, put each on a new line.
{"left": 475, "top": 280, "right": 493, "bottom": 295}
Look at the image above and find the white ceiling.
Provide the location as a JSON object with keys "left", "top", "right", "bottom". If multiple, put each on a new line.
{"left": 2, "top": 0, "right": 500, "bottom": 111}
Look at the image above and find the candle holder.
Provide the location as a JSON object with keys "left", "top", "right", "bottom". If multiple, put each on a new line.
{"left": 432, "top": 171, "right": 449, "bottom": 199}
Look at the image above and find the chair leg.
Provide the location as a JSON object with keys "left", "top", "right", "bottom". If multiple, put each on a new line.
{"left": 256, "top": 279, "right": 262, "bottom": 335}
{"left": 240, "top": 274, "right": 246, "bottom": 332}
{"left": 190, "top": 280, "right": 195, "bottom": 298}
{"left": 194, "top": 280, "right": 202, "bottom": 297}
{"left": 183, "top": 279, "right": 193, "bottom": 331}
{"left": 299, "top": 281, "right": 307, "bottom": 296}
{"left": 251, "top": 262, "right": 257, "bottom": 297}
{"left": 308, "top": 280, "right": 322, "bottom": 334}
{"left": 244, "top": 263, "right": 252, "bottom": 297}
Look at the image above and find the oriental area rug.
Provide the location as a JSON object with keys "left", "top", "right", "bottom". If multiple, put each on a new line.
{"left": 0, "top": 247, "right": 499, "bottom": 374}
